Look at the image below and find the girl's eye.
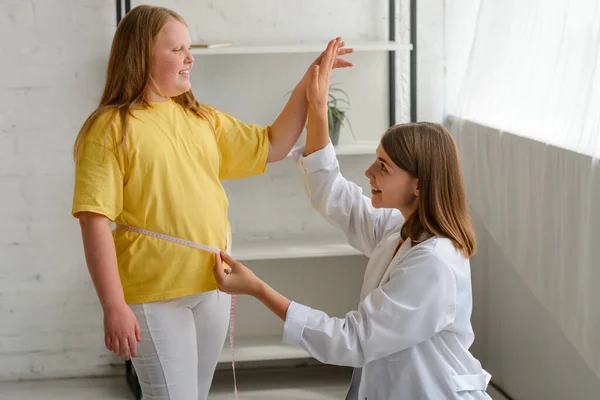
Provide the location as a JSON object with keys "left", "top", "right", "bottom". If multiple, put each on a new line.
{"left": 380, "top": 163, "right": 388, "bottom": 172}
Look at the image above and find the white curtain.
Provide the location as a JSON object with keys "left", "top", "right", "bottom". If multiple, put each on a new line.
{"left": 450, "top": 0, "right": 600, "bottom": 157}
{"left": 448, "top": 0, "right": 600, "bottom": 380}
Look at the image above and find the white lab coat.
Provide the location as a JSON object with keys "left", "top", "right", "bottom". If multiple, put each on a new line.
{"left": 283, "top": 143, "right": 491, "bottom": 400}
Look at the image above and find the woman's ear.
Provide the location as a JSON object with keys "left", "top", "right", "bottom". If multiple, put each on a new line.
{"left": 414, "top": 179, "right": 419, "bottom": 197}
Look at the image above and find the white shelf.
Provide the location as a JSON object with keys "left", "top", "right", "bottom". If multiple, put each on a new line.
{"left": 218, "top": 335, "right": 310, "bottom": 363}
{"left": 191, "top": 41, "right": 412, "bottom": 56}
{"left": 333, "top": 141, "right": 379, "bottom": 156}
{"left": 232, "top": 236, "right": 363, "bottom": 261}
{"left": 286, "top": 141, "right": 379, "bottom": 158}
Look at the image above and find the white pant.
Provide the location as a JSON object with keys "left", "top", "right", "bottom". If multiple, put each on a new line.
{"left": 129, "top": 290, "right": 231, "bottom": 400}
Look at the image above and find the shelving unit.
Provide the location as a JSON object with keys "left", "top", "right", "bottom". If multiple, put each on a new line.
{"left": 116, "top": 1, "right": 416, "bottom": 398}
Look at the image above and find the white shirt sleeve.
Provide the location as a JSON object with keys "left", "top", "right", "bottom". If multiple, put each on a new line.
{"left": 282, "top": 249, "right": 457, "bottom": 367}
{"left": 292, "top": 143, "right": 404, "bottom": 257}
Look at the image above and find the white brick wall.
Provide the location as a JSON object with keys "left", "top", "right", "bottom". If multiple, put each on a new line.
{"left": 0, "top": 0, "right": 442, "bottom": 380}
{"left": 0, "top": 0, "right": 117, "bottom": 381}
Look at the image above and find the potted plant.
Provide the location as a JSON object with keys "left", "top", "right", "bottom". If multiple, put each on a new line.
{"left": 327, "top": 86, "right": 351, "bottom": 146}
{"left": 288, "top": 85, "right": 352, "bottom": 147}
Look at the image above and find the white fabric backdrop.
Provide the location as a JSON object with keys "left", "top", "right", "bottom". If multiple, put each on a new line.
{"left": 447, "top": 0, "right": 600, "bottom": 380}
{"left": 450, "top": 0, "right": 600, "bottom": 157}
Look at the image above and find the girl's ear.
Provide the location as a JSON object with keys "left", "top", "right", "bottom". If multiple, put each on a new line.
{"left": 414, "top": 179, "right": 419, "bottom": 198}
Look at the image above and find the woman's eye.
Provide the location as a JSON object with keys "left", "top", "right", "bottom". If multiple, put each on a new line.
{"left": 380, "top": 163, "right": 387, "bottom": 172}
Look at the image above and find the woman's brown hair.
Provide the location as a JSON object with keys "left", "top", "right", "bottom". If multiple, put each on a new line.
{"left": 381, "top": 122, "right": 476, "bottom": 257}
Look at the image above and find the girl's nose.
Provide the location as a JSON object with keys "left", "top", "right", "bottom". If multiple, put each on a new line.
{"left": 184, "top": 50, "right": 194, "bottom": 64}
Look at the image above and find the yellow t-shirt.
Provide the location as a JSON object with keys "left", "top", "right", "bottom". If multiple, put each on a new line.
{"left": 72, "top": 100, "right": 270, "bottom": 304}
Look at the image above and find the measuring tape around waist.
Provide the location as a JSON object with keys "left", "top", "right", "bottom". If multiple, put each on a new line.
{"left": 117, "top": 224, "right": 240, "bottom": 399}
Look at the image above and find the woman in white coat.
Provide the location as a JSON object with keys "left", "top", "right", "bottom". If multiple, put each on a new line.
{"left": 213, "top": 39, "right": 492, "bottom": 400}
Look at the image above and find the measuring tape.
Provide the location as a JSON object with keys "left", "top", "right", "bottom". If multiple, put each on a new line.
{"left": 117, "top": 224, "right": 240, "bottom": 399}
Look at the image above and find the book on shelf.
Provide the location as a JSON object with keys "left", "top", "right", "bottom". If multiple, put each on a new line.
{"left": 191, "top": 42, "right": 233, "bottom": 49}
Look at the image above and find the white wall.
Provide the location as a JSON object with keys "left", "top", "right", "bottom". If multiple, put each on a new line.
{"left": 472, "top": 214, "right": 599, "bottom": 400}
{"left": 0, "top": 0, "right": 118, "bottom": 381}
{"left": 0, "top": 0, "right": 444, "bottom": 381}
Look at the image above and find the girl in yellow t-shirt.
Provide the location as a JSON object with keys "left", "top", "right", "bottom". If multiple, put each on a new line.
{"left": 71, "top": 5, "right": 353, "bottom": 400}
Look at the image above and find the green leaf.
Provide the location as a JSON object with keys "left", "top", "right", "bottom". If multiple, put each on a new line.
{"left": 327, "top": 106, "right": 334, "bottom": 133}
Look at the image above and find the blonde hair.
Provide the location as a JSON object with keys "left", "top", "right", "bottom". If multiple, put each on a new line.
{"left": 73, "top": 5, "right": 212, "bottom": 162}
{"left": 380, "top": 122, "right": 476, "bottom": 258}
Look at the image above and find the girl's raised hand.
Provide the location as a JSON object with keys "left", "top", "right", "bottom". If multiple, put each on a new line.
{"left": 309, "top": 37, "right": 354, "bottom": 71}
